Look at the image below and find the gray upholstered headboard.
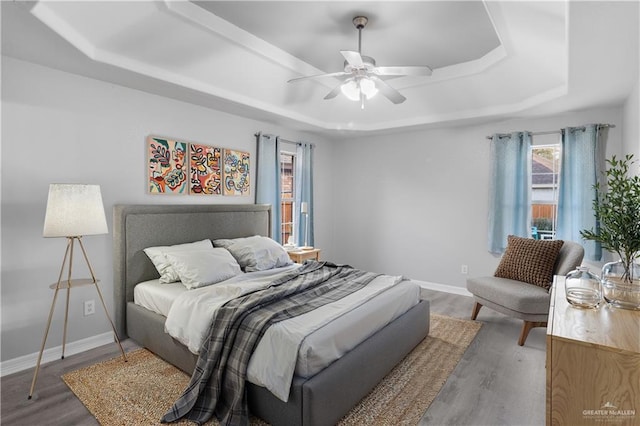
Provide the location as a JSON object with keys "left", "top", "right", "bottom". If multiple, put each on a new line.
{"left": 113, "top": 204, "right": 271, "bottom": 337}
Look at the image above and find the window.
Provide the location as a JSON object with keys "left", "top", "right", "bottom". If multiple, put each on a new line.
{"left": 280, "top": 152, "right": 296, "bottom": 244}
{"left": 531, "top": 141, "right": 561, "bottom": 240}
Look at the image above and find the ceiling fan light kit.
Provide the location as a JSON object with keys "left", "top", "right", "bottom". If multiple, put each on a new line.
{"left": 341, "top": 78, "right": 378, "bottom": 102}
{"left": 288, "top": 15, "right": 432, "bottom": 108}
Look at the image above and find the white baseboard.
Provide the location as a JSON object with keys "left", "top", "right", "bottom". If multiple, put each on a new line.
{"left": 413, "top": 280, "right": 473, "bottom": 298}
{"left": 0, "top": 332, "right": 114, "bottom": 377}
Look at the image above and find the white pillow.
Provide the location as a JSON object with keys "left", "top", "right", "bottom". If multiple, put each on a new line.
{"left": 213, "top": 236, "right": 292, "bottom": 272}
{"left": 164, "top": 248, "right": 242, "bottom": 289}
{"left": 143, "top": 239, "right": 212, "bottom": 284}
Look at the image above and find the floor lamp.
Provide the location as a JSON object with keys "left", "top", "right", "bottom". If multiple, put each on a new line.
{"left": 28, "top": 184, "right": 127, "bottom": 400}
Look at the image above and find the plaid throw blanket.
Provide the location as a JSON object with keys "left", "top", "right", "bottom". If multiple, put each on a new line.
{"left": 162, "top": 261, "right": 380, "bottom": 426}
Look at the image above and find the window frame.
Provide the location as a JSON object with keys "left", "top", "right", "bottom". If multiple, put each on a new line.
{"left": 279, "top": 150, "right": 296, "bottom": 245}
{"left": 531, "top": 140, "right": 561, "bottom": 240}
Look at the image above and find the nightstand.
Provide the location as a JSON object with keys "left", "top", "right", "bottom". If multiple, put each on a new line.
{"left": 288, "top": 248, "right": 321, "bottom": 263}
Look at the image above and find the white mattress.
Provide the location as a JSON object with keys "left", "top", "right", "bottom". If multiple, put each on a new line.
{"left": 134, "top": 270, "right": 420, "bottom": 400}
{"left": 134, "top": 279, "right": 186, "bottom": 316}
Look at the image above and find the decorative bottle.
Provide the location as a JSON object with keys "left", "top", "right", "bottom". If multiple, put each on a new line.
{"left": 565, "top": 266, "right": 601, "bottom": 309}
{"left": 601, "top": 260, "right": 640, "bottom": 310}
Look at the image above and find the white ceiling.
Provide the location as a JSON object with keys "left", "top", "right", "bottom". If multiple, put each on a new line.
{"left": 193, "top": 1, "right": 502, "bottom": 72}
{"left": 1, "top": 1, "right": 638, "bottom": 135}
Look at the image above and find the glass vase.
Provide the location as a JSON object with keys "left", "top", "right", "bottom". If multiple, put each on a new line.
{"left": 565, "top": 266, "right": 601, "bottom": 308}
{"left": 601, "top": 260, "right": 640, "bottom": 310}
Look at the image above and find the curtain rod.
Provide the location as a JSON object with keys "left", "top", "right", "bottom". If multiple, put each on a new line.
{"left": 254, "top": 132, "right": 315, "bottom": 147}
{"left": 485, "top": 123, "right": 615, "bottom": 140}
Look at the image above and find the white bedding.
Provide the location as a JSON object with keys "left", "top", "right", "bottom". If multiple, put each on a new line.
{"left": 134, "top": 265, "right": 420, "bottom": 402}
{"left": 134, "top": 279, "right": 186, "bottom": 316}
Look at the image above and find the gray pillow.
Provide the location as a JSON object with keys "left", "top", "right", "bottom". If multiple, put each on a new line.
{"left": 213, "top": 236, "right": 292, "bottom": 272}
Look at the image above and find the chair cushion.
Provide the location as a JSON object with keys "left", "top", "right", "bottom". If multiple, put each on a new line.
{"left": 467, "top": 276, "right": 551, "bottom": 315}
{"left": 554, "top": 241, "right": 585, "bottom": 276}
{"left": 494, "top": 235, "right": 564, "bottom": 289}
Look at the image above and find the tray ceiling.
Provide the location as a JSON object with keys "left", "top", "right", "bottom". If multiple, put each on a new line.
{"left": 194, "top": 1, "right": 502, "bottom": 72}
{"left": 1, "top": 1, "right": 638, "bottom": 135}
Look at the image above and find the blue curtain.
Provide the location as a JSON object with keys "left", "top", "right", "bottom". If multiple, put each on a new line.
{"left": 556, "top": 124, "right": 607, "bottom": 261}
{"left": 255, "top": 133, "right": 282, "bottom": 243}
{"left": 295, "top": 142, "right": 314, "bottom": 247}
{"left": 488, "top": 132, "right": 532, "bottom": 254}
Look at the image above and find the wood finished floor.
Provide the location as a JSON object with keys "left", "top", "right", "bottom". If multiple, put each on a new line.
{"left": 1, "top": 289, "right": 546, "bottom": 426}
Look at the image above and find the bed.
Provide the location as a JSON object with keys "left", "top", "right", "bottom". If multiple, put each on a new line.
{"left": 113, "top": 204, "right": 430, "bottom": 426}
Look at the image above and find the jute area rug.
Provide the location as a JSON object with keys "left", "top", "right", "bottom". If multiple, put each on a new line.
{"left": 63, "top": 314, "right": 481, "bottom": 425}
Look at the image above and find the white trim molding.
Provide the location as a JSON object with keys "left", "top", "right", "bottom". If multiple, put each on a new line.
{"left": 414, "top": 280, "right": 474, "bottom": 299}
{"left": 0, "top": 332, "right": 113, "bottom": 377}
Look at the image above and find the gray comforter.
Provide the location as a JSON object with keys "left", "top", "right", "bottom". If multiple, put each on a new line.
{"left": 161, "top": 261, "right": 380, "bottom": 426}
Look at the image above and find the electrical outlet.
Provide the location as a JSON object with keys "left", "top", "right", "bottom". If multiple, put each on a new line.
{"left": 84, "top": 300, "right": 95, "bottom": 316}
{"left": 461, "top": 264, "right": 468, "bottom": 274}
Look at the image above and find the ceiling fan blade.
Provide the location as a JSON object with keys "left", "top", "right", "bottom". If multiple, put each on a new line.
{"left": 374, "top": 66, "right": 433, "bottom": 77}
{"left": 340, "top": 50, "right": 364, "bottom": 68}
{"left": 323, "top": 84, "right": 343, "bottom": 100}
{"left": 288, "top": 71, "right": 348, "bottom": 83}
{"left": 370, "top": 76, "right": 406, "bottom": 104}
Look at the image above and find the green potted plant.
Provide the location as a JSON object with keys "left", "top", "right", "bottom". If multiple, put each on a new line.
{"left": 580, "top": 154, "right": 640, "bottom": 309}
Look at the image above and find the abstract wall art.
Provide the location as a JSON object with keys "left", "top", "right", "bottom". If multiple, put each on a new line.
{"left": 223, "top": 149, "right": 250, "bottom": 196}
{"left": 147, "top": 136, "right": 249, "bottom": 196}
{"left": 189, "top": 143, "right": 222, "bottom": 195}
{"left": 147, "top": 136, "right": 187, "bottom": 194}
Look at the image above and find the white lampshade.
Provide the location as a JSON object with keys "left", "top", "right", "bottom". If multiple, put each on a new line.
{"left": 301, "top": 201, "right": 308, "bottom": 214}
{"left": 43, "top": 184, "right": 108, "bottom": 238}
{"left": 340, "top": 79, "right": 361, "bottom": 101}
{"left": 340, "top": 77, "right": 378, "bottom": 102}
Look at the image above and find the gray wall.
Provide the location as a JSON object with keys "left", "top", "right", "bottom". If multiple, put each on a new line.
{"left": 0, "top": 57, "right": 335, "bottom": 362}
{"left": 330, "top": 107, "right": 627, "bottom": 286}
{"left": 622, "top": 78, "right": 640, "bottom": 159}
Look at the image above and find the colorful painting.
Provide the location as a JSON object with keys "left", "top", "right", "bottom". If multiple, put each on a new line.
{"left": 223, "top": 149, "right": 250, "bottom": 196}
{"left": 147, "top": 136, "right": 187, "bottom": 194}
{"left": 189, "top": 143, "right": 222, "bottom": 195}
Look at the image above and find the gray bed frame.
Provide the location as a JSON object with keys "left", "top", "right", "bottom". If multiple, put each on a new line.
{"left": 113, "top": 204, "right": 430, "bottom": 426}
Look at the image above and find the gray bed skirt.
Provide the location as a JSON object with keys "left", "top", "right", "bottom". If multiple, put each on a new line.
{"left": 127, "top": 300, "right": 430, "bottom": 426}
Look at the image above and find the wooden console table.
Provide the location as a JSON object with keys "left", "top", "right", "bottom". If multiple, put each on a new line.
{"left": 546, "top": 276, "right": 640, "bottom": 425}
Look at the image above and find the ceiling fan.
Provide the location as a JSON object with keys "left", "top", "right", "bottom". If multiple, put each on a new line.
{"left": 288, "top": 16, "right": 432, "bottom": 109}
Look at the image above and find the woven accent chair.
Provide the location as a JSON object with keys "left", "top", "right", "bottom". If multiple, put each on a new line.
{"left": 467, "top": 241, "right": 584, "bottom": 346}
